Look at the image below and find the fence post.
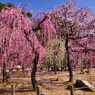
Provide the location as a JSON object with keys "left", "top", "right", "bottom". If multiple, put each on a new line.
{"left": 89, "top": 68, "right": 91, "bottom": 74}
{"left": 0, "top": 67, "right": 1, "bottom": 74}
{"left": 11, "top": 84, "right": 15, "bottom": 95}
{"left": 70, "top": 85, "right": 74, "bottom": 95}
{"left": 37, "top": 85, "right": 40, "bottom": 95}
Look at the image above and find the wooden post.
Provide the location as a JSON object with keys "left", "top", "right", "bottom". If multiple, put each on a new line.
{"left": 11, "top": 84, "right": 15, "bottom": 95}
{"left": 0, "top": 67, "right": 1, "bottom": 74}
{"left": 37, "top": 85, "right": 40, "bottom": 95}
{"left": 89, "top": 68, "right": 91, "bottom": 74}
{"left": 70, "top": 85, "right": 74, "bottom": 95}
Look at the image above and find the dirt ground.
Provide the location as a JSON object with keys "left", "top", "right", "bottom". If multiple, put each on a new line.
{"left": 0, "top": 69, "right": 95, "bottom": 95}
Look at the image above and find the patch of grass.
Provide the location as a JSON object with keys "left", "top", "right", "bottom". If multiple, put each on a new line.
{"left": 88, "top": 93, "right": 95, "bottom": 95}
{"left": 85, "top": 71, "right": 89, "bottom": 74}
{"left": 67, "top": 85, "right": 79, "bottom": 90}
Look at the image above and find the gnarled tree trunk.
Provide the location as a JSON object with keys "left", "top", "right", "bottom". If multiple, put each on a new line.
{"left": 3, "top": 62, "right": 6, "bottom": 83}
{"left": 65, "top": 34, "right": 73, "bottom": 82}
{"left": 31, "top": 51, "right": 39, "bottom": 90}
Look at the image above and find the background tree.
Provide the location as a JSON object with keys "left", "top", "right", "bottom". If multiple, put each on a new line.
{"left": 27, "top": 12, "right": 32, "bottom": 17}
{"left": 0, "top": 2, "right": 6, "bottom": 12}
{"left": 44, "top": 39, "right": 65, "bottom": 73}
{"left": 6, "top": 3, "right": 15, "bottom": 8}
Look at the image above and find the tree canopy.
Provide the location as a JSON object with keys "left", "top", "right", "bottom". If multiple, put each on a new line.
{"left": 0, "top": 2, "right": 6, "bottom": 12}
{"left": 0, "top": 2, "right": 32, "bottom": 17}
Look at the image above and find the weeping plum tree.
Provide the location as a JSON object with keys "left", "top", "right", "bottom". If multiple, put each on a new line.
{"left": 41, "top": 2, "right": 95, "bottom": 81}
{"left": 0, "top": 5, "right": 40, "bottom": 87}
{"left": 0, "top": 3, "right": 56, "bottom": 89}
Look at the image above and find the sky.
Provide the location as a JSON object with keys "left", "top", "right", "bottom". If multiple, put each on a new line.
{"left": 0, "top": 0, "right": 95, "bottom": 16}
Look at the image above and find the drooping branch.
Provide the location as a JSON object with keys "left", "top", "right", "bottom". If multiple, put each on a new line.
{"left": 69, "top": 34, "right": 95, "bottom": 40}
{"left": 81, "top": 48, "right": 95, "bottom": 53}
{"left": 24, "top": 30, "right": 34, "bottom": 52}
{"left": 32, "top": 16, "right": 48, "bottom": 32}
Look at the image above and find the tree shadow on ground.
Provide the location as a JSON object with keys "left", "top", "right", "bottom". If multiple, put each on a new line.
{"left": 0, "top": 89, "right": 11, "bottom": 94}
{"left": 0, "top": 88, "right": 36, "bottom": 94}
{"left": 37, "top": 78, "right": 70, "bottom": 90}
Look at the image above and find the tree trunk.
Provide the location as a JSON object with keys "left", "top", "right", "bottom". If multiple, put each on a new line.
{"left": 3, "top": 62, "right": 6, "bottom": 83}
{"left": 48, "top": 60, "right": 50, "bottom": 72}
{"left": 65, "top": 34, "right": 73, "bottom": 82}
{"left": 31, "top": 51, "right": 39, "bottom": 90}
{"left": 54, "top": 63, "right": 56, "bottom": 74}
{"left": 22, "top": 64, "right": 25, "bottom": 73}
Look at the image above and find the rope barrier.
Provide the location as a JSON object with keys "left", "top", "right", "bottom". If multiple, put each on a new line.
{"left": 74, "top": 87, "right": 90, "bottom": 90}
{"left": 40, "top": 89, "right": 67, "bottom": 91}
{"left": 0, "top": 84, "right": 95, "bottom": 95}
